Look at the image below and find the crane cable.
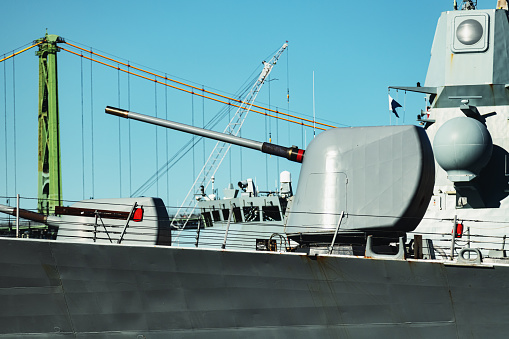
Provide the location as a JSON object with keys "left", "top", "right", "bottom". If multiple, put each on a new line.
{"left": 80, "top": 53, "right": 85, "bottom": 199}
{"left": 90, "top": 48, "right": 95, "bottom": 198}
{"left": 117, "top": 65, "right": 122, "bottom": 198}
{"left": 12, "top": 53, "right": 17, "bottom": 196}
{"left": 3, "top": 55, "right": 7, "bottom": 204}
{"left": 60, "top": 42, "right": 334, "bottom": 130}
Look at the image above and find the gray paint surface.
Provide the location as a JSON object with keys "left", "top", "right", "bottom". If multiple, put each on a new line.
{"left": 425, "top": 10, "right": 509, "bottom": 108}
{"left": 55, "top": 197, "right": 171, "bottom": 246}
{"left": 413, "top": 6, "right": 509, "bottom": 256}
{"left": 1, "top": 237, "right": 508, "bottom": 338}
{"left": 287, "top": 125, "right": 434, "bottom": 233}
{"left": 433, "top": 116, "right": 493, "bottom": 181}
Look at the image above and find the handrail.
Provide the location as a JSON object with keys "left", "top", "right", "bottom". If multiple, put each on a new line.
{"left": 117, "top": 202, "right": 137, "bottom": 244}
{"left": 2, "top": 197, "right": 509, "bottom": 256}
{"left": 94, "top": 210, "right": 112, "bottom": 243}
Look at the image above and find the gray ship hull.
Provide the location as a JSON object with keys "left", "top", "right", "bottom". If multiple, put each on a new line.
{"left": 2, "top": 237, "right": 508, "bottom": 338}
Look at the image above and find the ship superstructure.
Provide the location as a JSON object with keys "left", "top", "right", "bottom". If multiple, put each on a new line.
{"left": 387, "top": 1, "right": 509, "bottom": 258}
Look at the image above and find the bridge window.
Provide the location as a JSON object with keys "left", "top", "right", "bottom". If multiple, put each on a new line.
{"left": 262, "top": 206, "right": 281, "bottom": 221}
{"left": 243, "top": 206, "right": 260, "bottom": 222}
{"left": 211, "top": 210, "right": 221, "bottom": 222}
{"left": 233, "top": 207, "right": 242, "bottom": 223}
{"left": 202, "top": 212, "right": 212, "bottom": 227}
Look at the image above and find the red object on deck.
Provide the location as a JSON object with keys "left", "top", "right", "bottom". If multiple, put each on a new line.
{"left": 133, "top": 207, "right": 144, "bottom": 222}
{"left": 455, "top": 223, "right": 463, "bottom": 238}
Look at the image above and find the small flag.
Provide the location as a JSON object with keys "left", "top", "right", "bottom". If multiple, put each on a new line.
{"left": 388, "top": 94, "right": 402, "bottom": 118}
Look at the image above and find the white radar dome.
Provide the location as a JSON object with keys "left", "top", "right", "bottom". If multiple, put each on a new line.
{"left": 280, "top": 170, "right": 291, "bottom": 183}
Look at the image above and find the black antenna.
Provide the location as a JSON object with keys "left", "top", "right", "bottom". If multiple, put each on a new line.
{"left": 461, "top": 0, "right": 476, "bottom": 10}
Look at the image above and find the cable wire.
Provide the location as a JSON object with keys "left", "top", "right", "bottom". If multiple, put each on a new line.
{"left": 0, "top": 41, "right": 43, "bottom": 64}
{"left": 60, "top": 43, "right": 335, "bottom": 130}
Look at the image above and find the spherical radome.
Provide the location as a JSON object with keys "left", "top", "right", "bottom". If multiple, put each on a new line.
{"left": 433, "top": 117, "right": 492, "bottom": 179}
{"left": 456, "top": 19, "right": 483, "bottom": 45}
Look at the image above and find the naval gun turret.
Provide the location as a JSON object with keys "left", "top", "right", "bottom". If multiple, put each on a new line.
{"left": 106, "top": 106, "right": 435, "bottom": 243}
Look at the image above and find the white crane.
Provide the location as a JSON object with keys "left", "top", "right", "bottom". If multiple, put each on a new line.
{"left": 171, "top": 42, "right": 288, "bottom": 230}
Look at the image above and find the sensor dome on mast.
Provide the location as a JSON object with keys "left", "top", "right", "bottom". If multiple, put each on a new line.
{"left": 456, "top": 19, "right": 483, "bottom": 45}
{"left": 433, "top": 117, "right": 492, "bottom": 182}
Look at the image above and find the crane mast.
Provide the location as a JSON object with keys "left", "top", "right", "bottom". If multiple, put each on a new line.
{"left": 171, "top": 42, "right": 288, "bottom": 230}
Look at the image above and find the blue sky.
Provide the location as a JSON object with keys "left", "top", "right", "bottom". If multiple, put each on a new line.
{"left": 0, "top": 1, "right": 479, "bottom": 211}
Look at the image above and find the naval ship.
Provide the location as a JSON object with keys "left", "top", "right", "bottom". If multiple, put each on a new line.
{"left": 1, "top": 0, "right": 509, "bottom": 337}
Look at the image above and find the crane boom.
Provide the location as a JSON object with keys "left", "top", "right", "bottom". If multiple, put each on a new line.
{"left": 171, "top": 42, "right": 288, "bottom": 230}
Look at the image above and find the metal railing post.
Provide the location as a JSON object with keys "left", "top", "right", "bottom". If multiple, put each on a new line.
{"left": 16, "top": 194, "right": 20, "bottom": 238}
{"left": 450, "top": 215, "right": 457, "bottom": 259}
{"left": 93, "top": 211, "right": 98, "bottom": 242}
{"left": 195, "top": 218, "right": 202, "bottom": 248}
{"left": 328, "top": 211, "right": 344, "bottom": 254}
{"left": 221, "top": 203, "right": 234, "bottom": 250}
{"left": 118, "top": 202, "right": 137, "bottom": 244}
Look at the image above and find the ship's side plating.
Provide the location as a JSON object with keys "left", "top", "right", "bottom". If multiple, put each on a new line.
{"left": 2, "top": 237, "right": 509, "bottom": 338}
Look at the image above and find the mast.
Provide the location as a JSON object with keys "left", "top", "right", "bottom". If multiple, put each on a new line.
{"left": 35, "top": 33, "right": 63, "bottom": 215}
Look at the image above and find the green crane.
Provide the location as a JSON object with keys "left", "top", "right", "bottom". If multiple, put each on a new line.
{"left": 35, "top": 33, "right": 63, "bottom": 215}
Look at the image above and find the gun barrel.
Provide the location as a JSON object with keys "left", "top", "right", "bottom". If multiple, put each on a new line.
{"left": 0, "top": 204, "right": 47, "bottom": 224}
{"left": 105, "top": 106, "right": 305, "bottom": 163}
